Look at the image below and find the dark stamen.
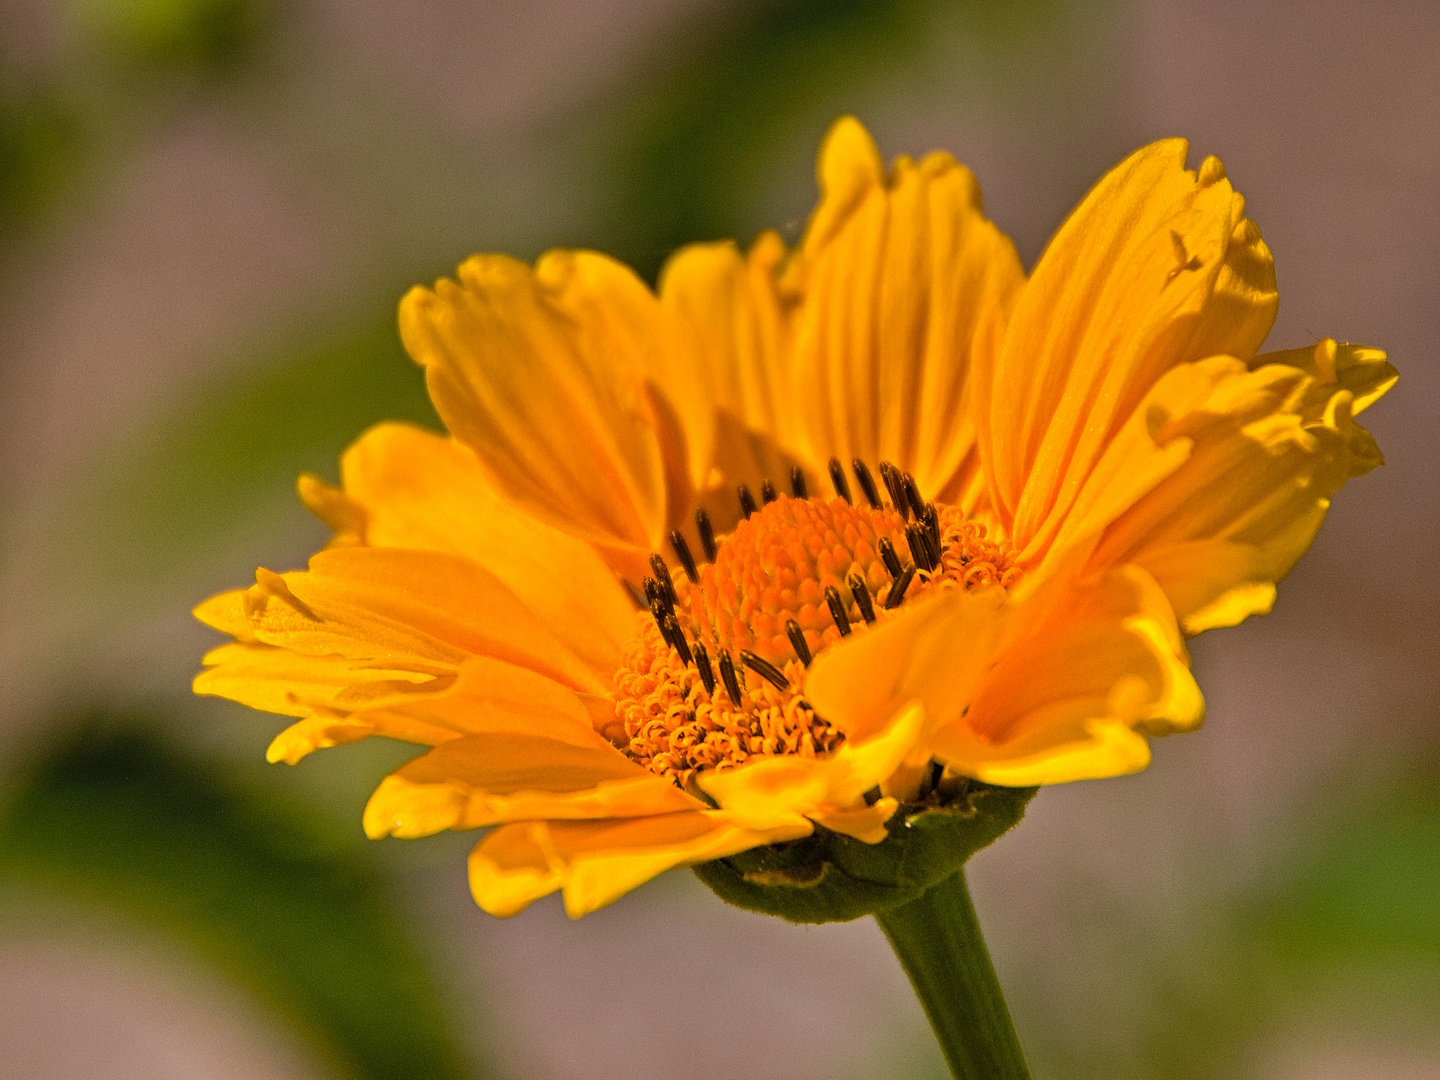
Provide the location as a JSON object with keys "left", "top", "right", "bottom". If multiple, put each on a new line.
{"left": 918, "top": 758, "right": 945, "bottom": 800}
{"left": 878, "top": 537, "right": 903, "bottom": 578}
{"left": 922, "top": 503, "right": 941, "bottom": 552}
{"left": 921, "top": 516, "right": 942, "bottom": 569}
{"left": 828, "top": 457, "right": 852, "bottom": 504}
{"left": 737, "top": 484, "right": 758, "bottom": 519}
{"left": 760, "top": 479, "right": 778, "bottom": 505}
{"left": 718, "top": 648, "right": 743, "bottom": 705}
{"left": 785, "top": 619, "right": 812, "bottom": 665}
{"left": 740, "top": 650, "right": 790, "bottom": 691}
{"left": 851, "top": 459, "right": 883, "bottom": 509}
{"left": 902, "top": 473, "right": 926, "bottom": 522}
{"left": 906, "top": 523, "right": 935, "bottom": 572}
{"left": 664, "top": 615, "right": 693, "bottom": 665}
{"left": 884, "top": 566, "right": 916, "bottom": 609}
{"left": 651, "top": 600, "right": 674, "bottom": 643}
{"left": 693, "top": 641, "right": 716, "bottom": 696}
{"left": 824, "top": 586, "right": 852, "bottom": 637}
{"left": 649, "top": 553, "right": 678, "bottom": 607}
{"left": 695, "top": 508, "right": 717, "bottom": 562}
{"left": 849, "top": 574, "right": 877, "bottom": 624}
{"left": 862, "top": 785, "right": 883, "bottom": 806}
{"left": 669, "top": 530, "right": 699, "bottom": 584}
{"left": 876, "top": 460, "right": 895, "bottom": 500}
{"left": 879, "top": 462, "right": 908, "bottom": 518}
{"left": 790, "top": 466, "right": 808, "bottom": 499}
{"left": 643, "top": 576, "right": 671, "bottom": 614}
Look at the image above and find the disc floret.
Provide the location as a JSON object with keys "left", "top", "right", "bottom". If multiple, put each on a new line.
{"left": 612, "top": 459, "right": 1017, "bottom": 788}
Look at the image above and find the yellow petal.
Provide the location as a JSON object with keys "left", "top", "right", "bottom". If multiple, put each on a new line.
{"left": 801, "top": 116, "right": 885, "bottom": 251}
{"left": 295, "top": 473, "right": 368, "bottom": 546}
{"left": 193, "top": 589, "right": 258, "bottom": 642}
{"left": 363, "top": 732, "right": 694, "bottom": 839}
{"left": 265, "top": 710, "right": 463, "bottom": 766}
{"left": 659, "top": 234, "right": 807, "bottom": 519}
{"left": 931, "top": 566, "right": 1204, "bottom": 785}
{"left": 943, "top": 717, "right": 1155, "bottom": 790}
{"left": 812, "top": 798, "right": 899, "bottom": 844}
{"left": 399, "top": 251, "right": 703, "bottom": 581}
{"left": 805, "top": 588, "right": 1008, "bottom": 745}
{"left": 1085, "top": 341, "right": 1393, "bottom": 633}
{"left": 696, "top": 703, "right": 922, "bottom": 834}
{"left": 468, "top": 811, "right": 810, "bottom": 918}
{"left": 538, "top": 250, "right": 715, "bottom": 510}
{"left": 1124, "top": 541, "right": 1278, "bottom": 634}
{"left": 367, "top": 654, "right": 611, "bottom": 741}
{"left": 193, "top": 641, "right": 436, "bottom": 720}
{"left": 1255, "top": 342, "right": 1399, "bottom": 432}
{"left": 302, "top": 422, "right": 635, "bottom": 678}
{"left": 983, "top": 140, "right": 1278, "bottom": 560}
{"left": 787, "top": 117, "right": 1025, "bottom": 506}
{"left": 236, "top": 547, "right": 608, "bottom": 696}
{"left": 1258, "top": 337, "right": 1396, "bottom": 417}
{"left": 262, "top": 652, "right": 615, "bottom": 764}
{"left": 1029, "top": 357, "right": 1239, "bottom": 585}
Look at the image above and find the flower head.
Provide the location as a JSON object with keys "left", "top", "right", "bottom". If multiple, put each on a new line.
{"left": 194, "top": 118, "right": 1394, "bottom": 918}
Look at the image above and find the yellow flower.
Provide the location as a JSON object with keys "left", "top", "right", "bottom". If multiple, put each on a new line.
{"left": 194, "top": 118, "right": 1394, "bottom": 919}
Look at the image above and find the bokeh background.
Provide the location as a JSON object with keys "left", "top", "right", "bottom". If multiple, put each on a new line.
{"left": 0, "top": 1, "right": 1436, "bottom": 1077}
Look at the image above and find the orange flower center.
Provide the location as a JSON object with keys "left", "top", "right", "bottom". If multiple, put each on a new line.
{"left": 609, "top": 461, "right": 1016, "bottom": 790}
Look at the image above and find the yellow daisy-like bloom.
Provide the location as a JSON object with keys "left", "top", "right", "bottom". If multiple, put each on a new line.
{"left": 194, "top": 119, "right": 1394, "bottom": 919}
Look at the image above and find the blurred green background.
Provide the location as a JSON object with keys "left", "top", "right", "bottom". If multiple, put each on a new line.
{"left": 1, "top": 1, "right": 1436, "bottom": 1077}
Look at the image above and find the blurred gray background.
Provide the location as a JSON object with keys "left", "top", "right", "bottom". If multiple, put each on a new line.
{"left": 0, "top": 1, "right": 1436, "bottom": 1078}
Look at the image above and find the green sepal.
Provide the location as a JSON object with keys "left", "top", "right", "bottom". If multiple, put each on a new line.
{"left": 693, "top": 782, "right": 1036, "bottom": 924}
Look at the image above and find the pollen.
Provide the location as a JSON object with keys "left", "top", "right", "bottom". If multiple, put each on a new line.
{"left": 611, "top": 479, "right": 1018, "bottom": 789}
{"left": 689, "top": 496, "right": 914, "bottom": 663}
{"left": 932, "top": 506, "right": 1019, "bottom": 592}
{"left": 613, "top": 615, "right": 844, "bottom": 792}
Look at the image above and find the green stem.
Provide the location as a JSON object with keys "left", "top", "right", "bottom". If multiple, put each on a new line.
{"left": 875, "top": 869, "right": 1032, "bottom": 1080}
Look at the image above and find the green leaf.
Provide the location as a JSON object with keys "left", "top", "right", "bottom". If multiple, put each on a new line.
{"left": 0, "top": 713, "right": 480, "bottom": 1080}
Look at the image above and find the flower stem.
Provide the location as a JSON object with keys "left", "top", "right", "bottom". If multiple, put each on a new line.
{"left": 875, "top": 869, "right": 1032, "bottom": 1080}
